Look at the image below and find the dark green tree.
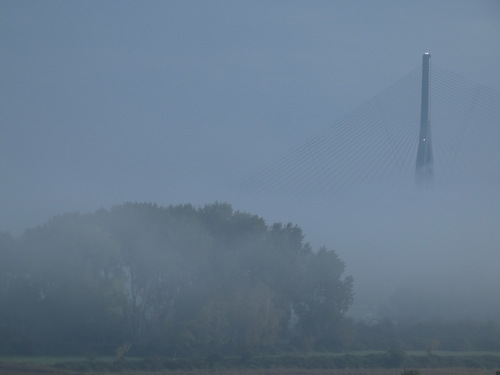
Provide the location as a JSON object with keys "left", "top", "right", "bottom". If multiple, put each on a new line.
{"left": 0, "top": 202, "right": 355, "bottom": 356}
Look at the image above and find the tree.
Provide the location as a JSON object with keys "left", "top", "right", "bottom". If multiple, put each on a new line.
{"left": 3, "top": 214, "right": 127, "bottom": 354}
{"left": 0, "top": 202, "right": 355, "bottom": 356}
{"left": 292, "top": 247, "right": 354, "bottom": 350}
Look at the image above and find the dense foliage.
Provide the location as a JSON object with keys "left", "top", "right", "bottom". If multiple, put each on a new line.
{"left": 1, "top": 202, "right": 499, "bottom": 359}
{"left": 0, "top": 202, "right": 353, "bottom": 357}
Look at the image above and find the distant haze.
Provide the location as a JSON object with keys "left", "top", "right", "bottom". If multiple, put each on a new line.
{"left": 2, "top": 1, "right": 500, "bottom": 321}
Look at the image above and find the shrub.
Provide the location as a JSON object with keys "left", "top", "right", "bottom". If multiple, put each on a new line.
{"left": 401, "top": 370, "right": 421, "bottom": 375}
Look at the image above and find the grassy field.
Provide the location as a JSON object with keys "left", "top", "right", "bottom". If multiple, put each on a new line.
{"left": 0, "top": 362, "right": 497, "bottom": 375}
{"left": 4, "top": 351, "right": 500, "bottom": 363}
{"left": 0, "top": 356, "right": 118, "bottom": 365}
{"left": 1, "top": 354, "right": 499, "bottom": 375}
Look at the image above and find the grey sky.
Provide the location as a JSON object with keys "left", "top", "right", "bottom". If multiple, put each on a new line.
{"left": 0, "top": 0, "right": 500, "bottom": 229}
{"left": 2, "top": 0, "right": 500, "bottom": 319}
{"left": 2, "top": 0, "right": 499, "bottom": 232}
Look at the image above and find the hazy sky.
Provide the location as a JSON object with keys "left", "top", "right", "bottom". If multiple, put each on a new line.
{"left": 2, "top": 0, "right": 500, "bottom": 233}
{"left": 2, "top": 0, "right": 500, "bottom": 319}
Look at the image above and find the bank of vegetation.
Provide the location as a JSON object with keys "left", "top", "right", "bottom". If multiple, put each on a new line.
{"left": 0, "top": 202, "right": 354, "bottom": 357}
{"left": 0, "top": 202, "right": 499, "bottom": 367}
{"left": 2, "top": 352, "right": 500, "bottom": 374}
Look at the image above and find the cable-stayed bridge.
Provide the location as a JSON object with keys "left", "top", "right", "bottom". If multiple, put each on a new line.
{"left": 239, "top": 54, "right": 500, "bottom": 194}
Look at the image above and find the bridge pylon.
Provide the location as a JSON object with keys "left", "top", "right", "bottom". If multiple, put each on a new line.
{"left": 415, "top": 52, "right": 433, "bottom": 186}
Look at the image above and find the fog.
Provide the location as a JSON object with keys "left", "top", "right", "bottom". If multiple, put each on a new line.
{"left": 2, "top": 1, "right": 500, "bottom": 327}
{"left": 229, "top": 183, "right": 500, "bottom": 321}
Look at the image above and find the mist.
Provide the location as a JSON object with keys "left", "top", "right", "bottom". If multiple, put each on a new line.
{"left": 224, "top": 178, "right": 499, "bottom": 321}
{"left": 2, "top": 1, "right": 500, "bottom": 360}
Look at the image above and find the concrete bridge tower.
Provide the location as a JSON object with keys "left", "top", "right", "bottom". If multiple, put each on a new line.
{"left": 415, "top": 52, "right": 433, "bottom": 185}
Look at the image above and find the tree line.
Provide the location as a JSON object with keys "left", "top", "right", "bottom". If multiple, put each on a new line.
{"left": 0, "top": 202, "right": 498, "bottom": 358}
{"left": 0, "top": 202, "right": 353, "bottom": 357}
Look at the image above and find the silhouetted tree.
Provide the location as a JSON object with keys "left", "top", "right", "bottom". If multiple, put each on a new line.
{"left": 0, "top": 202, "right": 354, "bottom": 356}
